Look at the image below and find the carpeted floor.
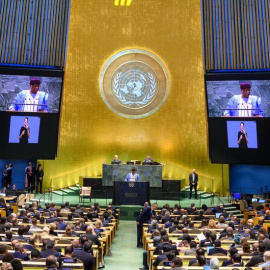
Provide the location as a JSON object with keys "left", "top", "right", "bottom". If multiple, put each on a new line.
{"left": 104, "top": 220, "right": 143, "bottom": 270}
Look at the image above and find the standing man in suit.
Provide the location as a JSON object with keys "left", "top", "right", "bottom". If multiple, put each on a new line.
{"left": 136, "top": 203, "right": 158, "bottom": 248}
{"left": 189, "top": 169, "right": 198, "bottom": 199}
{"left": 1, "top": 164, "right": 8, "bottom": 189}
{"left": 36, "top": 164, "right": 44, "bottom": 193}
{"left": 6, "top": 164, "right": 13, "bottom": 189}
{"left": 25, "top": 162, "right": 35, "bottom": 193}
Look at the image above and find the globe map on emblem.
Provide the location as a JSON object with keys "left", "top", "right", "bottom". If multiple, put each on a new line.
{"left": 112, "top": 63, "right": 157, "bottom": 109}
{"left": 100, "top": 49, "right": 170, "bottom": 119}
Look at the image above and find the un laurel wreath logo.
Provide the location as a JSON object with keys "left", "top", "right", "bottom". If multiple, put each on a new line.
{"left": 100, "top": 49, "right": 170, "bottom": 119}
{"left": 113, "top": 67, "right": 157, "bottom": 108}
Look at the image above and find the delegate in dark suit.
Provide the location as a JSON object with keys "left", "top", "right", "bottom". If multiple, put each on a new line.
{"left": 13, "top": 251, "right": 30, "bottom": 261}
{"left": 189, "top": 169, "right": 198, "bottom": 199}
{"left": 86, "top": 233, "right": 101, "bottom": 246}
{"left": 136, "top": 203, "right": 158, "bottom": 247}
{"left": 208, "top": 247, "right": 227, "bottom": 256}
{"left": 73, "top": 249, "right": 94, "bottom": 270}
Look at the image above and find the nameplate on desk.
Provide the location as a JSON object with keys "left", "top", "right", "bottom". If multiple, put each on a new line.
{"left": 125, "top": 193, "right": 138, "bottom": 198}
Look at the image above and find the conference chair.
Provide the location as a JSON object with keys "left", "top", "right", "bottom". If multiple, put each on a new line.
{"left": 79, "top": 186, "right": 92, "bottom": 203}
{"left": 16, "top": 194, "right": 26, "bottom": 207}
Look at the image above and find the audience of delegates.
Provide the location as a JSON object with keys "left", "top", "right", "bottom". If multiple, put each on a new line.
{"left": 139, "top": 200, "right": 270, "bottom": 270}
{"left": 4, "top": 198, "right": 270, "bottom": 270}
{"left": 0, "top": 201, "right": 120, "bottom": 270}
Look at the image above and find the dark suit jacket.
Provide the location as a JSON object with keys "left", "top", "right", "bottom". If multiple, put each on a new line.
{"left": 154, "top": 243, "right": 179, "bottom": 255}
{"left": 199, "top": 238, "right": 212, "bottom": 247}
{"left": 23, "top": 244, "right": 35, "bottom": 251}
{"left": 221, "top": 259, "right": 233, "bottom": 266}
{"left": 73, "top": 250, "right": 94, "bottom": 270}
{"left": 46, "top": 217, "right": 59, "bottom": 223}
{"left": 58, "top": 222, "right": 67, "bottom": 230}
{"left": 193, "top": 215, "right": 204, "bottom": 221}
{"left": 208, "top": 247, "right": 227, "bottom": 255}
{"left": 40, "top": 250, "right": 60, "bottom": 258}
{"left": 14, "top": 251, "right": 30, "bottom": 261}
{"left": 137, "top": 206, "right": 155, "bottom": 225}
{"left": 86, "top": 234, "right": 101, "bottom": 246}
{"left": 12, "top": 235, "right": 28, "bottom": 242}
{"left": 245, "top": 253, "right": 264, "bottom": 267}
{"left": 153, "top": 254, "right": 167, "bottom": 266}
{"left": 189, "top": 172, "right": 198, "bottom": 186}
{"left": 169, "top": 226, "right": 178, "bottom": 233}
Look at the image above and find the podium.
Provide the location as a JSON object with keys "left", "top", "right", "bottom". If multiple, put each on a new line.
{"left": 102, "top": 164, "right": 162, "bottom": 187}
{"left": 113, "top": 181, "right": 149, "bottom": 205}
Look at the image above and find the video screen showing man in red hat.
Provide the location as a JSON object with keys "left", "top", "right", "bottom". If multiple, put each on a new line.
{"left": 224, "top": 82, "right": 264, "bottom": 117}
{"left": 9, "top": 78, "right": 49, "bottom": 112}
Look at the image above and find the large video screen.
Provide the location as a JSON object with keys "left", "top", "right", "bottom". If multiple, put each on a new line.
{"left": 0, "top": 67, "right": 63, "bottom": 159}
{"left": 205, "top": 72, "right": 270, "bottom": 164}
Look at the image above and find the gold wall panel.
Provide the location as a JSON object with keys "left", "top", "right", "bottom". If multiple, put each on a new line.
{"left": 41, "top": 0, "right": 229, "bottom": 196}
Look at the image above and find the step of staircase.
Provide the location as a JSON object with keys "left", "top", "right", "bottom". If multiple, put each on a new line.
{"left": 52, "top": 190, "right": 66, "bottom": 196}
{"left": 61, "top": 189, "right": 75, "bottom": 194}
{"left": 68, "top": 186, "right": 80, "bottom": 191}
{"left": 200, "top": 193, "right": 214, "bottom": 199}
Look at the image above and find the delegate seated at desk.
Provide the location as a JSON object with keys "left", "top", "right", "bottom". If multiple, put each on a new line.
{"left": 111, "top": 155, "right": 121, "bottom": 164}
{"left": 144, "top": 155, "right": 153, "bottom": 164}
{"left": 125, "top": 167, "right": 140, "bottom": 182}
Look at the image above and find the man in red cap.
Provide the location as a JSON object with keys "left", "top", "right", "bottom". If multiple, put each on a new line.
{"left": 224, "top": 82, "right": 263, "bottom": 117}
{"left": 9, "top": 78, "right": 49, "bottom": 112}
{"left": 125, "top": 167, "right": 140, "bottom": 181}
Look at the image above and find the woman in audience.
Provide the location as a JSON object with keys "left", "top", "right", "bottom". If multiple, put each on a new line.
{"left": 49, "top": 223, "right": 58, "bottom": 236}
{"left": 239, "top": 242, "right": 252, "bottom": 255}
{"left": 41, "top": 226, "right": 50, "bottom": 237}
{"left": 54, "top": 221, "right": 59, "bottom": 230}
{"left": 107, "top": 209, "right": 114, "bottom": 220}
{"left": 208, "top": 219, "right": 217, "bottom": 229}
{"left": 178, "top": 239, "right": 190, "bottom": 250}
{"left": 94, "top": 219, "right": 104, "bottom": 236}
{"left": 64, "top": 226, "right": 72, "bottom": 237}
{"left": 34, "top": 234, "right": 42, "bottom": 245}
{"left": 240, "top": 218, "right": 247, "bottom": 226}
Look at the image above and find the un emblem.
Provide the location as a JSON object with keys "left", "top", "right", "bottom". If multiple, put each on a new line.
{"left": 100, "top": 49, "right": 170, "bottom": 119}
{"left": 128, "top": 182, "right": 135, "bottom": 188}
